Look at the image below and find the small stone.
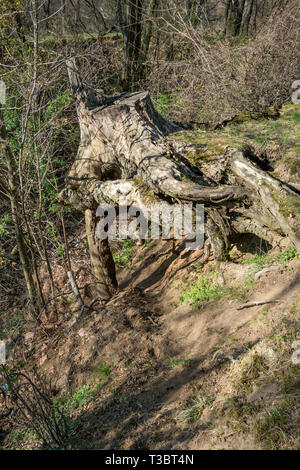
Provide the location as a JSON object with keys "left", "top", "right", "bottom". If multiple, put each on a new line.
{"left": 78, "top": 328, "right": 87, "bottom": 338}
{"left": 264, "top": 347, "right": 276, "bottom": 360}
{"left": 217, "top": 273, "right": 225, "bottom": 286}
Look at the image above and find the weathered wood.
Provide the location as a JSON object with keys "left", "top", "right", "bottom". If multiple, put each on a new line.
{"left": 230, "top": 150, "right": 300, "bottom": 251}
{"left": 237, "top": 300, "right": 280, "bottom": 311}
{"left": 85, "top": 208, "right": 118, "bottom": 299}
{"left": 65, "top": 88, "right": 248, "bottom": 204}
{"left": 67, "top": 270, "right": 84, "bottom": 311}
{"left": 59, "top": 59, "right": 300, "bottom": 297}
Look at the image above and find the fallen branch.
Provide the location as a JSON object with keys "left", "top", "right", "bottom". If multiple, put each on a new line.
{"left": 67, "top": 270, "right": 84, "bottom": 313}
{"left": 237, "top": 300, "right": 280, "bottom": 310}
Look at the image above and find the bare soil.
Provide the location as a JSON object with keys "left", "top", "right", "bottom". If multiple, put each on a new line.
{"left": 3, "top": 234, "right": 299, "bottom": 450}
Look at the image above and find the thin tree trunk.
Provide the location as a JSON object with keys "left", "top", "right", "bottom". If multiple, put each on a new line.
{"left": 240, "top": 0, "right": 254, "bottom": 35}
{"left": 0, "top": 109, "right": 40, "bottom": 320}
{"left": 140, "top": 0, "right": 160, "bottom": 78}
{"left": 85, "top": 209, "right": 118, "bottom": 300}
{"left": 124, "top": 0, "right": 143, "bottom": 90}
{"left": 225, "top": 0, "right": 245, "bottom": 36}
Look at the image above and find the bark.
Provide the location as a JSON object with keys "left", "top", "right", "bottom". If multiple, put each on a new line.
{"left": 240, "top": 0, "right": 254, "bottom": 35}
{"left": 225, "top": 0, "right": 254, "bottom": 36}
{"left": 85, "top": 209, "right": 118, "bottom": 299}
{"left": 140, "top": 0, "right": 160, "bottom": 77}
{"left": 60, "top": 59, "right": 300, "bottom": 298}
{"left": 225, "top": 0, "right": 242, "bottom": 36}
{"left": 124, "top": 0, "right": 143, "bottom": 90}
{"left": 66, "top": 59, "right": 118, "bottom": 298}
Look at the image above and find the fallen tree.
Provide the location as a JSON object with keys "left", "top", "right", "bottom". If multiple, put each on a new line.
{"left": 58, "top": 58, "right": 300, "bottom": 299}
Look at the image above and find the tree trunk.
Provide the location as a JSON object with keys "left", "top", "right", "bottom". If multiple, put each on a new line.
{"left": 66, "top": 59, "right": 119, "bottom": 298}
{"left": 85, "top": 209, "right": 118, "bottom": 299}
{"left": 140, "top": 0, "right": 160, "bottom": 79}
{"left": 60, "top": 59, "right": 300, "bottom": 299}
{"left": 225, "top": 0, "right": 255, "bottom": 36}
{"left": 240, "top": 0, "right": 254, "bottom": 35}
{"left": 124, "top": 0, "right": 143, "bottom": 90}
{"left": 225, "top": 0, "right": 241, "bottom": 36}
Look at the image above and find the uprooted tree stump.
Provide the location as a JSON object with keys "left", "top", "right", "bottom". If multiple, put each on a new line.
{"left": 58, "top": 58, "right": 300, "bottom": 299}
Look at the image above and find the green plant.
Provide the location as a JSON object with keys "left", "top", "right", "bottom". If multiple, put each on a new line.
{"left": 57, "top": 245, "right": 65, "bottom": 256}
{"left": 243, "top": 247, "right": 299, "bottom": 269}
{"left": 167, "top": 357, "right": 188, "bottom": 369}
{"left": 180, "top": 272, "right": 254, "bottom": 307}
{"left": 96, "top": 361, "right": 113, "bottom": 378}
{"left": 180, "top": 393, "right": 216, "bottom": 422}
{"left": 0, "top": 215, "right": 11, "bottom": 236}
{"left": 113, "top": 239, "right": 135, "bottom": 268}
{"left": 153, "top": 92, "right": 170, "bottom": 116}
{"left": 56, "top": 384, "right": 100, "bottom": 412}
{"left": 9, "top": 428, "right": 38, "bottom": 446}
{"left": 1, "top": 367, "right": 69, "bottom": 449}
{"left": 254, "top": 403, "right": 290, "bottom": 449}
{"left": 66, "top": 293, "right": 75, "bottom": 304}
{"left": 179, "top": 272, "right": 221, "bottom": 305}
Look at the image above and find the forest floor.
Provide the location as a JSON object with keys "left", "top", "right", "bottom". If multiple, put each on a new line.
{"left": 1, "top": 104, "right": 300, "bottom": 450}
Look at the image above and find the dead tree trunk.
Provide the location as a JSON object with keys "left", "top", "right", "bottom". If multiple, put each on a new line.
{"left": 66, "top": 59, "right": 118, "bottom": 300}
{"left": 85, "top": 208, "right": 118, "bottom": 299}
{"left": 60, "top": 59, "right": 300, "bottom": 298}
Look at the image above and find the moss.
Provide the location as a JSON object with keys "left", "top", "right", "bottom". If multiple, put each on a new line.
{"left": 278, "top": 195, "right": 300, "bottom": 218}
{"left": 230, "top": 107, "right": 280, "bottom": 124}
{"left": 231, "top": 112, "right": 254, "bottom": 123}
{"left": 223, "top": 397, "right": 260, "bottom": 433}
{"left": 133, "top": 176, "right": 159, "bottom": 205}
{"left": 183, "top": 149, "right": 216, "bottom": 164}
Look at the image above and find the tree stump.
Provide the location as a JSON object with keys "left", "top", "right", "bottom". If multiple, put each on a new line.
{"left": 59, "top": 59, "right": 300, "bottom": 298}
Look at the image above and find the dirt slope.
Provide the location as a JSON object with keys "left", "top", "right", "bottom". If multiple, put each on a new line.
{"left": 1, "top": 103, "right": 300, "bottom": 450}
{"left": 2, "top": 233, "right": 299, "bottom": 450}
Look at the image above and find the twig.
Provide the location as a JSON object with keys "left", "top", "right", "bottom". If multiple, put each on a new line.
{"left": 237, "top": 300, "right": 280, "bottom": 311}
{"left": 67, "top": 270, "right": 84, "bottom": 311}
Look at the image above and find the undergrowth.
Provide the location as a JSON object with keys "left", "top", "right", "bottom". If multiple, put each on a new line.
{"left": 242, "top": 247, "right": 299, "bottom": 269}
{"left": 113, "top": 240, "right": 135, "bottom": 268}
{"left": 180, "top": 393, "right": 216, "bottom": 423}
{"left": 179, "top": 271, "right": 254, "bottom": 307}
